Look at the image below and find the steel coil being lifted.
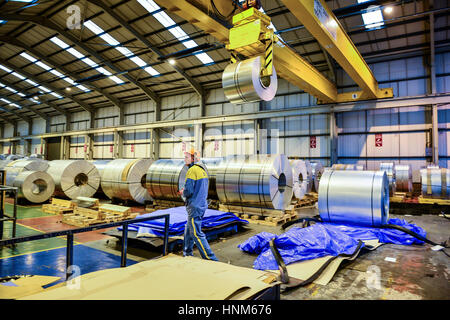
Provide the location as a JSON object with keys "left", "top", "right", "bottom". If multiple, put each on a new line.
{"left": 318, "top": 170, "right": 390, "bottom": 227}
{"left": 146, "top": 159, "right": 188, "bottom": 202}
{"left": 13, "top": 170, "right": 55, "bottom": 203}
{"left": 379, "top": 162, "right": 396, "bottom": 195}
{"left": 290, "top": 160, "right": 309, "bottom": 200}
{"left": 420, "top": 167, "right": 450, "bottom": 199}
{"left": 395, "top": 164, "right": 413, "bottom": 193}
{"left": 216, "top": 154, "right": 293, "bottom": 210}
{"left": 101, "top": 159, "right": 153, "bottom": 204}
{"left": 222, "top": 56, "right": 278, "bottom": 104}
{"left": 310, "top": 162, "right": 324, "bottom": 193}
{"left": 46, "top": 160, "right": 100, "bottom": 199}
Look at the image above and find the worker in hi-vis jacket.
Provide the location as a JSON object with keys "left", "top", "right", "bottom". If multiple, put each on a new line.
{"left": 178, "top": 148, "right": 218, "bottom": 261}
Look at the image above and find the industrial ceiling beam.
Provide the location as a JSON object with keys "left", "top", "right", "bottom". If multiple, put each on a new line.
{"left": 0, "top": 103, "right": 31, "bottom": 124}
{"left": 1, "top": 93, "right": 447, "bottom": 143}
{"left": 280, "top": 0, "right": 393, "bottom": 100}
{"left": 0, "top": 76, "right": 68, "bottom": 117}
{"left": 86, "top": 0, "right": 204, "bottom": 96}
{"left": 0, "top": 57, "right": 94, "bottom": 114}
{"left": 154, "top": 0, "right": 338, "bottom": 103}
{"left": 0, "top": 13, "right": 161, "bottom": 104}
{"left": 0, "top": 93, "right": 49, "bottom": 120}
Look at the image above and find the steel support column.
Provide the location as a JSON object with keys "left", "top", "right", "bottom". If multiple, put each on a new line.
{"left": 329, "top": 111, "right": 338, "bottom": 165}
{"left": 60, "top": 136, "right": 70, "bottom": 160}
{"left": 113, "top": 130, "right": 123, "bottom": 159}
{"left": 150, "top": 128, "right": 160, "bottom": 160}
{"left": 84, "top": 134, "right": 94, "bottom": 160}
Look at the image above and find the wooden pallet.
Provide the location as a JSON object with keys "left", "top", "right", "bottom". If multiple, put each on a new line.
{"left": 75, "top": 196, "right": 100, "bottom": 208}
{"left": 62, "top": 203, "right": 138, "bottom": 227}
{"left": 42, "top": 198, "right": 75, "bottom": 215}
{"left": 293, "top": 193, "right": 318, "bottom": 208}
{"left": 418, "top": 196, "right": 450, "bottom": 205}
{"left": 218, "top": 203, "right": 295, "bottom": 217}
{"left": 233, "top": 211, "right": 298, "bottom": 226}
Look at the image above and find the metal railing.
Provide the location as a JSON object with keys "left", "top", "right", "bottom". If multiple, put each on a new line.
{"left": 0, "top": 213, "right": 170, "bottom": 280}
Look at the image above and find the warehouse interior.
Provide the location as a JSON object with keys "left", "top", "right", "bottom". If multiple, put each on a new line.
{"left": 0, "top": 0, "right": 449, "bottom": 301}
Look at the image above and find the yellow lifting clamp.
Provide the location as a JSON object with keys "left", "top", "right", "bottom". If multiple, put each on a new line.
{"left": 226, "top": 7, "right": 276, "bottom": 79}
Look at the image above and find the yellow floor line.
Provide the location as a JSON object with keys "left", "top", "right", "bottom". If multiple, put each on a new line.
{"left": 0, "top": 244, "right": 81, "bottom": 260}
{"left": 12, "top": 222, "right": 82, "bottom": 245}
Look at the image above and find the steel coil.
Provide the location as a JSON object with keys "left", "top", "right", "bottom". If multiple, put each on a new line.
{"left": 222, "top": 56, "right": 277, "bottom": 104}
{"left": 310, "top": 162, "right": 324, "bottom": 193}
{"left": 318, "top": 170, "right": 390, "bottom": 227}
{"left": 101, "top": 159, "right": 153, "bottom": 204}
{"left": 146, "top": 159, "right": 188, "bottom": 202}
{"left": 89, "top": 160, "right": 112, "bottom": 196}
{"left": 395, "top": 164, "right": 413, "bottom": 193}
{"left": 46, "top": 160, "right": 100, "bottom": 199}
{"left": 4, "top": 159, "right": 49, "bottom": 186}
{"left": 199, "top": 157, "right": 223, "bottom": 200}
{"left": 6, "top": 155, "right": 23, "bottom": 161}
{"left": 331, "top": 164, "right": 365, "bottom": 170}
{"left": 216, "top": 154, "right": 293, "bottom": 210}
{"left": 420, "top": 167, "right": 450, "bottom": 199}
{"left": 0, "top": 160, "right": 13, "bottom": 170}
{"left": 13, "top": 170, "right": 55, "bottom": 203}
{"left": 290, "top": 160, "right": 309, "bottom": 200}
{"left": 304, "top": 160, "right": 313, "bottom": 193}
{"left": 379, "top": 162, "right": 396, "bottom": 195}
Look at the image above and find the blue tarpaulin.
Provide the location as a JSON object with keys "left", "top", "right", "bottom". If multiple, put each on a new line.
{"left": 118, "top": 206, "right": 248, "bottom": 237}
{"left": 238, "top": 218, "right": 427, "bottom": 270}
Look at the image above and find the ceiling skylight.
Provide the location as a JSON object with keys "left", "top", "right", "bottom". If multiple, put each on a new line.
{"left": 0, "top": 81, "right": 26, "bottom": 97}
{"left": 0, "top": 98, "right": 21, "bottom": 109}
{"left": 49, "top": 36, "right": 125, "bottom": 84}
{"left": 84, "top": 20, "right": 160, "bottom": 76}
{"left": 0, "top": 64, "right": 63, "bottom": 99}
{"left": 136, "top": 0, "right": 214, "bottom": 65}
{"left": 357, "top": 0, "right": 385, "bottom": 29}
{"left": 20, "top": 52, "right": 90, "bottom": 92}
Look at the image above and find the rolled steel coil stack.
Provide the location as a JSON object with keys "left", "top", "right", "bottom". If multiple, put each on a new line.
{"left": 318, "top": 170, "right": 390, "bottom": 227}
{"left": 199, "top": 158, "right": 223, "bottom": 200}
{"left": 146, "top": 159, "right": 188, "bottom": 202}
{"left": 310, "top": 162, "right": 324, "bottom": 193}
{"left": 395, "top": 164, "right": 413, "bottom": 193}
{"left": 46, "top": 160, "right": 100, "bottom": 199}
{"left": 289, "top": 160, "right": 309, "bottom": 200}
{"left": 420, "top": 166, "right": 450, "bottom": 199}
{"left": 89, "top": 160, "right": 112, "bottom": 197}
{"left": 2, "top": 159, "right": 54, "bottom": 203}
{"left": 101, "top": 159, "right": 153, "bottom": 204}
{"left": 379, "top": 162, "right": 396, "bottom": 195}
{"left": 216, "top": 154, "right": 293, "bottom": 210}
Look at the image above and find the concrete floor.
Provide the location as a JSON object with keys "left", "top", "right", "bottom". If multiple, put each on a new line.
{"left": 84, "top": 205, "right": 450, "bottom": 300}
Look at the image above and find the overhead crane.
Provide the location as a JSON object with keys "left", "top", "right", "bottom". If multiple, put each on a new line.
{"left": 155, "top": 0, "right": 393, "bottom": 104}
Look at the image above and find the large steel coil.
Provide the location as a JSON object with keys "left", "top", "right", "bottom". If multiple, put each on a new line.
{"left": 395, "top": 164, "right": 413, "bottom": 193}
{"left": 101, "top": 159, "right": 153, "bottom": 204}
{"left": 4, "top": 159, "right": 49, "bottom": 186}
{"left": 89, "top": 160, "right": 112, "bottom": 196}
{"left": 0, "top": 159, "right": 13, "bottom": 170}
{"left": 331, "top": 164, "right": 365, "bottom": 170}
{"left": 199, "top": 157, "right": 222, "bottom": 200}
{"left": 304, "top": 160, "right": 313, "bottom": 193}
{"left": 379, "top": 162, "right": 396, "bottom": 195}
{"left": 13, "top": 170, "right": 55, "bottom": 203}
{"left": 46, "top": 160, "right": 100, "bottom": 199}
{"left": 310, "top": 162, "right": 324, "bottom": 193}
{"left": 146, "top": 159, "right": 188, "bottom": 202}
{"left": 216, "top": 154, "right": 293, "bottom": 210}
{"left": 222, "top": 56, "right": 277, "bottom": 104}
{"left": 420, "top": 167, "right": 450, "bottom": 199}
{"left": 290, "top": 160, "right": 309, "bottom": 200}
{"left": 318, "top": 170, "right": 390, "bottom": 227}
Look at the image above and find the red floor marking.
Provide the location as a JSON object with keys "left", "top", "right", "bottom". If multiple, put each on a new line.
{"left": 18, "top": 215, "right": 115, "bottom": 243}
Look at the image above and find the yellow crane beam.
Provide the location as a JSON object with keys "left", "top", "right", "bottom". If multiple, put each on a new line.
{"left": 281, "top": 0, "right": 393, "bottom": 100}
{"left": 160, "top": 0, "right": 337, "bottom": 103}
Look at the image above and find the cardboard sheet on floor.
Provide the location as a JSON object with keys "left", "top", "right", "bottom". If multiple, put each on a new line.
{"left": 0, "top": 275, "right": 61, "bottom": 299}
{"left": 21, "top": 254, "right": 278, "bottom": 300}
{"left": 281, "top": 240, "right": 382, "bottom": 286}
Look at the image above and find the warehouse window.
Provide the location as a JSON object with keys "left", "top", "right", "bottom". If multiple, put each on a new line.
{"left": 0, "top": 64, "right": 62, "bottom": 99}
{"left": 136, "top": 0, "right": 214, "bottom": 65}
{"left": 83, "top": 20, "right": 160, "bottom": 76}
{"left": 49, "top": 36, "right": 125, "bottom": 84}
{"left": 357, "top": 0, "right": 385, "bottom": 29}
{"left": 19, "top": 52, "right": 91, "bottom": 92}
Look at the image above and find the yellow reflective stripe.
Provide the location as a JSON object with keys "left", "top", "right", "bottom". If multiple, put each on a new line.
{"left": 191, "top": 217, "right": 211, "bottom": 260}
